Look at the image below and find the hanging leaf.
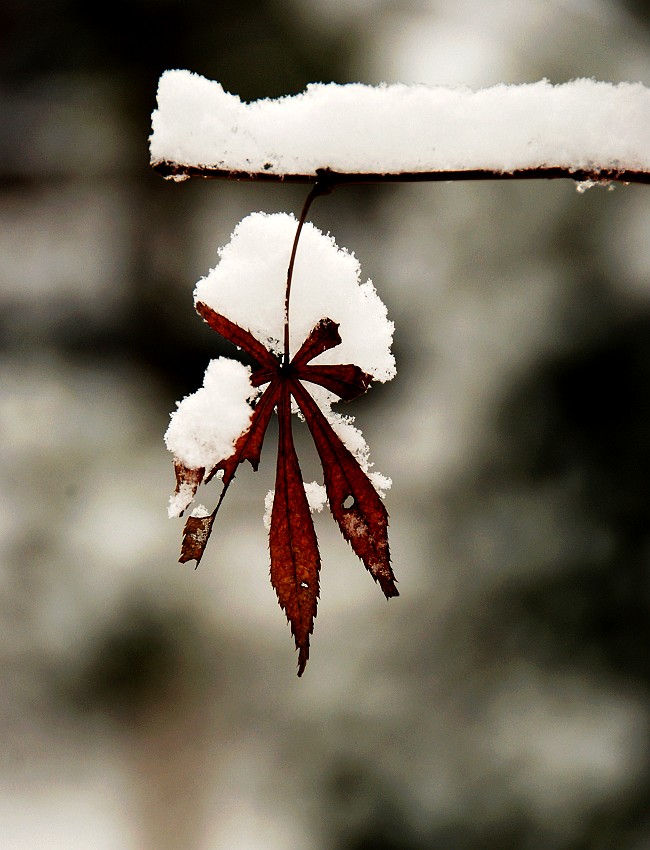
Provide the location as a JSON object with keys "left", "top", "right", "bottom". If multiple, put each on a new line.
{"left": 170, "top": 302, "right": 397, "bottom": 673}
{"left": 164, "top": 210, "right": 398, "bottom": 674}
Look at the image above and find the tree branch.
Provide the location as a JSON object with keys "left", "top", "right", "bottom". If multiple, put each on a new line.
{"left": 153, "top": 162, "right": 650, "bottom": 186}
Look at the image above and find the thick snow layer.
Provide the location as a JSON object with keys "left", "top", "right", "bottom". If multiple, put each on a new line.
{"left": 165, "top": 357, "right": 257, "bottom": 471}
{"left": 150, "top": 70, "right": 650, "bottom": 175}
{"left": 194, "top": 212, "right": 395, "bottom": 379}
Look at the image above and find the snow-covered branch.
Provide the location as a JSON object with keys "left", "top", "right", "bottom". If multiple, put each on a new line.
{"left": 150, "top": 71, "right": 650, "bottom": 185}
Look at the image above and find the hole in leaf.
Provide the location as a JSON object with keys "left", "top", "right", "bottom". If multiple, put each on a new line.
{"left": 300, "top": 581, "right": 309, "bottom": 589}
{"left": 343, "top": 495, "right": 355, "bottom": 510}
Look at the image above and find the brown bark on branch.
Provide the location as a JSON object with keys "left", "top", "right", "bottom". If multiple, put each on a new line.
{"left": 152, "top": 162, "right": 650, "bottom": 186}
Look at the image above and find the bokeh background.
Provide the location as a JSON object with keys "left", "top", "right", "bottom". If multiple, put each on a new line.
{"left": 2, "top": 1, "right": 650, "bottom": 848}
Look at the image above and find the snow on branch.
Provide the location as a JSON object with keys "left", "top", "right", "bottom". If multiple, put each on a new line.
{"left": 150, "top": 70, "right": 650, "bottom": 185}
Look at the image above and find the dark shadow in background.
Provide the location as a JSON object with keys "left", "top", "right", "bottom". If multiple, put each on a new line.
{"left": 0, "top": 0, "right": 359, "bottom": 396}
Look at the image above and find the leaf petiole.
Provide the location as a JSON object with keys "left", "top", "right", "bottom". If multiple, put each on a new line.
{"left": 283, "top": 177, "right": 335, "bottom": 365}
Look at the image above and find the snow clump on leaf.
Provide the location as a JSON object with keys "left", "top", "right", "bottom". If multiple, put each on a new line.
{"left": 195, "top": 212, "right": 395, "bottom": 382}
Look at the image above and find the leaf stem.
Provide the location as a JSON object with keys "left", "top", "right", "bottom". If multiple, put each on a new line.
{"left": 283, "top": 178, "right": 333, "bottom": 366}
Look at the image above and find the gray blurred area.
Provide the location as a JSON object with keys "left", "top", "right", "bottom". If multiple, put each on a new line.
{"left": 2, "top": 1, "right": 650, "bottom": 848}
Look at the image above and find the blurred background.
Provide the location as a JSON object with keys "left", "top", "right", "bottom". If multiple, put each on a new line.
{"left": 2, "top": 1, "right": 650, "bottom": 848}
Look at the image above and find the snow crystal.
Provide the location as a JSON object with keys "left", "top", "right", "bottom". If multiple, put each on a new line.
{"left": 368, "top": 471, "right": 392, "bottom": 499}
{"left": 263, "top": 490, "right": 273, "bottom": 530}
{"left": 168, "top": 482, "right": 197, "bottom": 519}
{"left": 164, "top": 357, "right": 257, "bottom": 470}
{"left": 263, "top": 482, "right": 328, "bottom": 529}
{"left": 327, "top": 412, "right": 371, "bottom": 468}
{"left": 151, "top": 70, "right": 650, "bottom": 175}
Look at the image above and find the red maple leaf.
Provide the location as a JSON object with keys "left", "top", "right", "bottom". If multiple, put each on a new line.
{"left": 172, "top": 301, "right": 398, "bottom": 675}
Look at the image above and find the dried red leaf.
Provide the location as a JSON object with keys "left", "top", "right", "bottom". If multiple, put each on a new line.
{"left": 291, "top": 317, "right": 342, "bottom": 365}
{"left": 195, "top": 301, "right": 279, "bottom": 371}
{"left": 291, "top": 380, "right": 397, "bottom": 598}
{"left": 296, "top": 363, "right": 371, "bottom": 401}
{"left": 173, "top": 305, "right": 397, "bottom": 673}
{"left": 179, "top": 512, "right": 215, "bottom": 565}
{"left": 270, "top": 386, "right": 320, "bottom": 675}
